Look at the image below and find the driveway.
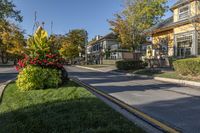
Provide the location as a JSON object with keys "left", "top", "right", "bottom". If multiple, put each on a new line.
{"left": 66, "top": 66, "right": 200, "bottom": 133}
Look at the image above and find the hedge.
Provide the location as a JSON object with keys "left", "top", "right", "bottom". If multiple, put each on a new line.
{"left": 116, "top": 60, "right": 145, "bottom": 70}
{"left": 173, "top": 58, "right": 200, "bottom": 76}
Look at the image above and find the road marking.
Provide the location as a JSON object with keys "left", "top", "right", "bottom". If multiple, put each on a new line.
{"left": 71, "top": 77, "right": 180, "bottom": 133}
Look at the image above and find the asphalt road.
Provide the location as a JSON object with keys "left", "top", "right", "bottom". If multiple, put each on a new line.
{"left": 66, "top": 66, "right": 200, "bottom": 133}
{"left": 0, "top": 66, "right": 18, "bottom": 84}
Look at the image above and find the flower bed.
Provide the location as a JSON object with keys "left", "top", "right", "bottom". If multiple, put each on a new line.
{"left": 16, "top": 27, "right": 68, "bottom": 91}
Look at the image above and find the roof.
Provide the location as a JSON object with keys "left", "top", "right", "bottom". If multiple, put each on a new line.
{"left": 145, "top": 13, "right": 200, "bottom": 34}
{"left": 144, "top": 17, "right": 173, "bottom": 33}
{"left": 88, "top": 32, "right": 117, "bottom": 46}
{"left": 171, "top": 0, "right": 194, "bottom": 10}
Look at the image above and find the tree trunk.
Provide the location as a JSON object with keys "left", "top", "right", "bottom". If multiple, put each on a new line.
{"left": 1, "top": 51, "right": 8, "bottom": 64}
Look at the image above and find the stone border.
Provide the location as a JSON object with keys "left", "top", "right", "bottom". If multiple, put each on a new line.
{"left": 75, "top": 65, "right": 200, "bottom": 88}
{"left": 0, "top": 78, "right": 16, "bottom": 103}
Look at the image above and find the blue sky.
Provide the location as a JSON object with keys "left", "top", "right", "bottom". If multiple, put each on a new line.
{"left": 13, "top": 0, "right": 177, "bottom": 40}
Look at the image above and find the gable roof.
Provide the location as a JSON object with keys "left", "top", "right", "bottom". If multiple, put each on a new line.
{"left": 145, "top": 14, "right": 200, "bottom": 34}
{"left": 144, "top": 17, "right": 173, "bottom": 34}
{"left": 88, "top": 32, "right": 117, "bottom": 46}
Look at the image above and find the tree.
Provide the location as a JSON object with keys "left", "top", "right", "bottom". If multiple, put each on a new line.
{"left": 49, "top": 34, "right": 65, "bottom": 50}
{"left": 109, "top": 0, "right": 168, "bottom": 52}
{"left": 109, "top": 14, "right": 133, "bottom": 49}
{"left": 0, "top": 0, "right": 23, "bottom": 64}
{"left": 59, "top": 41, "right": 79, "bottom": 62}
{"left": 66, "top": 29, "right": 88, "bottom": 57}
{"left": 0, "top": 0, "right": 22, "bottom": 22}
{"left": 6, "top": 23, "right": 26, "bottom": 62}
{"left": 60, "top": 29, "right": 88, "bottom": 62}
{"left": 0, "top": 20, "right": 25, "bottom": 63}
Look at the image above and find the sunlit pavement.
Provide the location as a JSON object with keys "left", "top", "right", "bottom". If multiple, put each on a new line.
{"left": 66, "top": 66, "right": 200, "bottom": 133}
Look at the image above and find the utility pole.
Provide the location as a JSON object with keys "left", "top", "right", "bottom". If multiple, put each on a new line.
{"left": 32, "top": 11, "right": 40, "bottom": 34}
{"left": 42, "top": 22, "right": 45, "bottom": 28}
{"left": 85, "top": 31, "right": 88, "bottom": 64}
{"left": 51, "top": 21, "right": 53, "bottom": 35}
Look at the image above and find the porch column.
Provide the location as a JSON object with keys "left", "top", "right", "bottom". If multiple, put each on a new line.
{"left": 192, "top": 30, "right": 198, "bottom": 55}
{"left": 174, "top": 35, "right": 177, "bottom": 56}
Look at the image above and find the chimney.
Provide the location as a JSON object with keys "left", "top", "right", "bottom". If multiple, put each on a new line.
{"left": 95, "top": 35, "right": 102, "bottom": 40}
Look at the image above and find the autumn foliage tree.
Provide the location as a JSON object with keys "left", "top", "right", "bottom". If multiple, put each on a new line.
{"left": 59, "top": 29, "right": 88, "bottom": 62}
{"left": 109, "top": 0, "right": 168, "bottom": 52}
{"left": 0, "top": 21, "right": 25, "bottom": 63}
{"left": 0, "top": 0, "right": 23, "bottom": 64}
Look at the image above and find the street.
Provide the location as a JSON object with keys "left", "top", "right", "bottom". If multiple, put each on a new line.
{"left": 0, "top": 66, "right": 17, "bottom": 84}
{"left": 66, "top": 66, "right": 200, "bottom": 133}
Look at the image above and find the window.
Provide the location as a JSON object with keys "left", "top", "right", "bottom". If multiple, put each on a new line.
{"left": 159, "top": 38, "right": 168, "bottom": 55}
{"left": 179, "top": 5, "right": 189, "bottom": 20}
{"left": 176, "top": 33, "right": 192, "bottom": 57}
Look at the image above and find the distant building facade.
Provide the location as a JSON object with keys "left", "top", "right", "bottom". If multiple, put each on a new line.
{"left": 86, "top": 33, "right": 133, "bottom": 64}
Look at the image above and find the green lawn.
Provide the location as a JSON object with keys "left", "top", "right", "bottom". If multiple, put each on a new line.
{"left": 0, "top": 81, "right": 144, "bottom": 133}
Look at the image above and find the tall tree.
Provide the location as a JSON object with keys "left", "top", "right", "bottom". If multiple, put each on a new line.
{"left": 109, "top": 0, "right": 168, "bottom": 51}
{"left": 0, "top": 21, "right": 25, "bottom": 63}
{"left": 0, "top": 0, "right": 22, "bottom": 22}
{"left": 59, "top": 41, "right": 79, "bottom": 61}
{"left": 49, "top": 34, "right": 65, "bottom": 51}
{"left": 60, "top": 29, "right": 88, "bottom": 62}
{"left": 0, "top": 0, "right": 23, "bottom": 63}
{"left": 66, "top": 29, "right": 88, "bottom": 56}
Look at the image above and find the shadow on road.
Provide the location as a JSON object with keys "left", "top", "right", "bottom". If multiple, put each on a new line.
{"left": 135, "top": 96, "right": 200, "bottom": 132}
{"left": 68, "top": 71, "right": 183, "bottom": 93}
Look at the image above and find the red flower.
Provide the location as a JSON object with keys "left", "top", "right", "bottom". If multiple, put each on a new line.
{"left": 43, "top": 60, "right": 47, "bottom": 63}
{"left": 15, "top": 66, "right": 19, "bottom": 71}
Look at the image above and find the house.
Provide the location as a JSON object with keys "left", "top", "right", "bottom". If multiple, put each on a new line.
{"left": 86, "top": 33, "right": 134, "bottom": 64}
{"left": 146, "top": 0, "right": 200, "bottom": 58}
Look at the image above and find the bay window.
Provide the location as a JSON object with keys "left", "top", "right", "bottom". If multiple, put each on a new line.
{"left": 176, "top": 33, "right": 193, "bottom": 58}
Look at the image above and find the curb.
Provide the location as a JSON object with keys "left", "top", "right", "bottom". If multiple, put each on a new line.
{"left": 71, "top": 77, "right": 180, "bottom": 133}
{"left": 154, "top": 77, "right": 200, "bottom": 88}
{"left": 75, "top": 65, "right": 107, "bottom": 72}
{"left": 75, "top": 65, "right": 200, "bottom": 88}
{"left": 0, "top": 78, "right": 16, "bottom": 104}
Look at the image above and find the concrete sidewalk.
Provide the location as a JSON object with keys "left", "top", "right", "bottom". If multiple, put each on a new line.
{"left": 66, "top": 66, "right": 200, "bottom": 133}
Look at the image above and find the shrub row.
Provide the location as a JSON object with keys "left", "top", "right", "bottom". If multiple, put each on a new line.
{"left": 116, "top": 60, "right": 145, "bottom": 70}
{"left": 16, "top": 66, "right": 61, "bottom": 91}
{"left": 173, "top": 58, "right": 200, "bottom": 76}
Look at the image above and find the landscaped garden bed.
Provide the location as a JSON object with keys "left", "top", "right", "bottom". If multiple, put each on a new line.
{"left": 0, "top": 81, "right": 144, "bottom": 133}
{"left": 0, "top": 27, "right": 145, "bottom": 133}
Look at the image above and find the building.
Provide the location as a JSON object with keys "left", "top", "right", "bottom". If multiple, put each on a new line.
{"left": 86, "top": 33, "right": 134, "bottom": 64}
{"left": 146, "top": 0, "right": 200, "bottom": 58}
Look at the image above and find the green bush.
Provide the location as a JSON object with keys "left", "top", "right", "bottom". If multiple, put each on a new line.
{"left": 173, "top": 58, "right": 200, "bottom": 76}
{"left": 16, "top": 66, "right": 61, "bottom": 91}
{"left": 116, "top": 60, "right": 145, "bottom": 70}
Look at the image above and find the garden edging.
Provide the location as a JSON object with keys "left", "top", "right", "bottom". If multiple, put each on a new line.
{"left": 0, "top": 78, "right": 16, "bottom": 103}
